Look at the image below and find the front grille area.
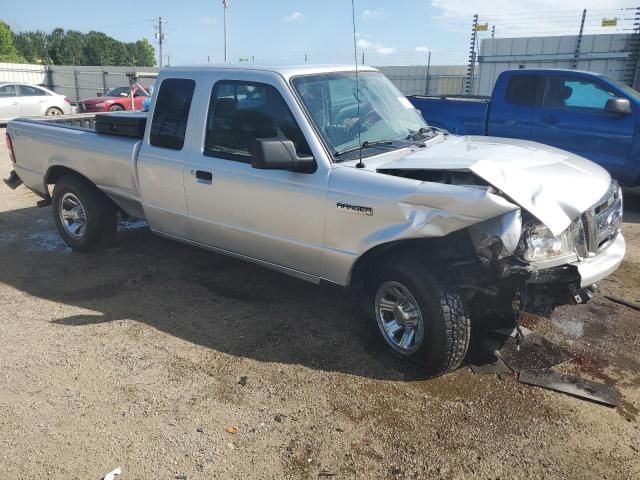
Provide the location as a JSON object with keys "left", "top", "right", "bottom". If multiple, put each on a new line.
{"left": 574, "top": 181, "right": 622, "bottom": 258}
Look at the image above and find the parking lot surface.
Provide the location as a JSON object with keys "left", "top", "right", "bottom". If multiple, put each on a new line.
{"left": 1, "top": 127, "right": 639, "bottom": 479}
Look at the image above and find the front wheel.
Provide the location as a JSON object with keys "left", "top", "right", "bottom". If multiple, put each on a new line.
{"left": 367, "top": 258, "right": 471, "bottom": 377}
{"left": 52, "top": 174, "right": 117, "bottom": 252}
{"left": 109, "top": 104, "right": 125, "bottom": 112}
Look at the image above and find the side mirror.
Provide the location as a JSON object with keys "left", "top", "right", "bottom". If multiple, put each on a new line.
{"left": 251, "top": 138, "right": 315, "bottom": 173}
{"left": 605, "top": 97, "right": 631, "bottom": 115}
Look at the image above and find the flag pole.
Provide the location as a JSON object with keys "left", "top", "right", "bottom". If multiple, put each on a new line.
{"left": 223, "top": 2, "right": 228, "bottom": 63}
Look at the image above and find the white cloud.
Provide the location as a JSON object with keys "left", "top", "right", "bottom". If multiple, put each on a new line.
{"left": 376, "top": 46, "right": 396, "bottom": 55}
{"left": 415, "top": 46, "right": 430, "bottom": 53}
{"left": 362, "top": 8, "right": 389, "bottom": 18}
{"left": 357, "top": 35, "right": 396, "bottom": 55}
{"left": 283, "top": 11, "right": 304, "bottom": 23}
{"left": 199, "top": 17, "right": 217, "bottom": 25}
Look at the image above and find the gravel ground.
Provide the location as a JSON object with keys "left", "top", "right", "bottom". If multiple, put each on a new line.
{"left": 1, "top": 126, "right": 639, "bottom": 479}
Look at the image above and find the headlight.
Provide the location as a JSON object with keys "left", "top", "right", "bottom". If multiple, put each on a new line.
{"left": 94, "top": 103, "right": 104, "bottom": 108}
{"left": 523, "top": 224, "right": 574, "bottom": 262}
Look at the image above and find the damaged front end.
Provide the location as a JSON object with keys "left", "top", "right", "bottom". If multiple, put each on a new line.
{"left": 379, "top": 165, "right": 624, "bottom": 318}
{"left": 467, "top": 180, "right": 624, "bottom": 317}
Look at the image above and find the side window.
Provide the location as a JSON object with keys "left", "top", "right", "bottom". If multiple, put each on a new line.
{"left": 505, "top": 75, "right": 540, "bottom": 107}
{"left": 18, "top": 85, "right": 47, "bottom": 96}
{"left": 0, "top": 85, "right": 17, "bottom": 97}
{"left": 149, "top": 78, "right": 195, "bottom": 150}
{"left": 134, "top": 88, "right": 149, "bottom": 97}
{"left": 204, "top": 80, "right": 311, "bottom": 161}
{"left": 544, "top": 77, "right": 616, "bottom": 110}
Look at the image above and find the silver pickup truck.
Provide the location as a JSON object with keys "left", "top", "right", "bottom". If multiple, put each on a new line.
{"left": 4, "top": 65, "right": 625, "bottom": 377}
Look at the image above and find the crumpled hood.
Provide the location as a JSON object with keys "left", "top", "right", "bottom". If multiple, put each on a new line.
{"left": 377, "top": 135, "right": 612, "bottom": 235}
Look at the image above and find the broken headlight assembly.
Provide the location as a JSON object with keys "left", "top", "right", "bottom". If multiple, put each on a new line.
{"left": 522, "top": 223, "right": 575, "bottom": 262}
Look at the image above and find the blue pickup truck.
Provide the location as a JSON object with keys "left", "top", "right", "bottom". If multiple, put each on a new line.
{"left": 409, "top": 69, "right": 640, "bottom": 185}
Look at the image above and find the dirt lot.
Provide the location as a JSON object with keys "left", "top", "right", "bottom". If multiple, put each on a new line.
{"left": 1, "top": 127, "right": 639, "bottom": 479}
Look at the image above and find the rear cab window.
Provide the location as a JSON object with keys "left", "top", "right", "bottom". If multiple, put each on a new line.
{"left": 505, "top": 74, "right": 541, "bottom": 107}
{"left": 204, "top": 80, "right": 311, "bottom": 162}
{"left": 149, "top": 78, "right": 196, "bottom": 150}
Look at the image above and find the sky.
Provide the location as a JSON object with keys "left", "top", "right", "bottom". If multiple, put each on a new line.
{"left": 1, "top": 0, "right": 637, "bottom": 66}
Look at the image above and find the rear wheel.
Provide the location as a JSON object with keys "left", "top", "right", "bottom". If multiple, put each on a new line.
{"left": 52, "top": 174, "right": 117, "bottom": 252}
{"left": 367, "top": 257, "right": 471, "bottom": 377}
{"left": 45, "top": 107, "right": 63, "bottom": 116}
{"left": 109, "top": 104, "right": 125, "bottom": 112}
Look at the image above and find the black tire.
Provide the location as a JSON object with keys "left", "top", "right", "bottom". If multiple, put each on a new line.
{"left": 52, "top": 174, "right": 117, "bottom": 252}
{"left": 109, "top": 104, "right": 125, "bottom": 112}
{"left": 366, "top": 256, "right": 471, "bottom": 377}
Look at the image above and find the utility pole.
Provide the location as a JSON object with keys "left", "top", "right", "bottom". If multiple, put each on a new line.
{"left": 155, "top": 17, "right": 167, "bottom": 68}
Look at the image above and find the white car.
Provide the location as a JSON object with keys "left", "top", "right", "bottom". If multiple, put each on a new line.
{"left": 0, "top": 83, "right": 72, "bottom": 123}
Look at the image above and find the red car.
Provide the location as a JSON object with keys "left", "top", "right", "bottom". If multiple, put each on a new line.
{"left": 78, "top": 85, "right": 149, "bottom": 113}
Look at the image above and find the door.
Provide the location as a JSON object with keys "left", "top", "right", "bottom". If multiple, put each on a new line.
{"left": 184, "top": 80, "right": 328, "bottom": 278}
{"left": 487, "top": 73, "right": 542, "bottom": 139}
{"left": 531, "top": 75, "right": 635, "bottom": 177}
{"left": 17, "top": 85, "right": 50, "bottom": 116}
{"left": 136, "top": 77, "right": 197, "bottom": 239}
{"left": 0, "top": 84, "right": 22, "bottom": 122}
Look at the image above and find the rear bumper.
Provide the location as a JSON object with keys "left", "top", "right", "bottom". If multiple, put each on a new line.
{"left": 576, "top": 233, "right": 625, "bottom": 287}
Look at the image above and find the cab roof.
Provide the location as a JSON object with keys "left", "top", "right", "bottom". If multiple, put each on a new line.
{"left": 164, "top": 64, "right": 379, "bottom": 80}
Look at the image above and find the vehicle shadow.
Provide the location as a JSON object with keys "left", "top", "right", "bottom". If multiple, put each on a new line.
{"left": 0, "top": 205, "right": 424, "bottom": 381}
{"left": 622, "top": 188, "right": 640, "bottom": 224}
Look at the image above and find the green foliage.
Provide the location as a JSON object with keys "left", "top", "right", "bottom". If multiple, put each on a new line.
{"left": 0, "top": 21, "right": 27, "bottom": 63}
{"left": 1, "top": 21, "right": 156, "bottom": 66}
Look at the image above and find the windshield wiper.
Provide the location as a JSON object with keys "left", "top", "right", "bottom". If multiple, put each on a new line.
{"left": 334, "top": 139, "right": 393, "bottom": 158}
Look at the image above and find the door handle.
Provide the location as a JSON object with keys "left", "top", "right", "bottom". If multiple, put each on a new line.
{"left": 195, "top": 170, "right": 213, "bottom": 183}
{"left": 542, "top": 116, "right": 559, "bottom": 125}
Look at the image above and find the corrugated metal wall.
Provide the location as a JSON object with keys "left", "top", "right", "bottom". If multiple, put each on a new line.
{"left": 477, "top": 33, "right": 634, "bottom": 95}
{"left": 377, "top": 65, "right": 468, "bottom": 96}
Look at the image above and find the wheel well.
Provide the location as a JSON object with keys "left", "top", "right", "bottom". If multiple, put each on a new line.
{"left": 45, "top": 166, "right": 93, "bottom": 187}
{"left": 348, "top": 230, "right": 477, "bottom": 287}
{"left": 45, "top": 166, "right": 120, "bottom": 212}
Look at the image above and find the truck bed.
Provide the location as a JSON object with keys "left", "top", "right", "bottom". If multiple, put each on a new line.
{"left": 8, "top": 113, "right": 144, "bottom": 217}
{"left": 408, "top": 95, "right": 489, "bottom": 136}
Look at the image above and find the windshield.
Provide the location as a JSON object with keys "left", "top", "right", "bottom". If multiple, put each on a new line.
{"left": 105, "top": 86, "right": 130, "bottom": 97}
{"left": 292, "top": 71, "right": 429, "bottom": 160}
{"left": 608, "top": 78, "right": 640, "bottom": 103}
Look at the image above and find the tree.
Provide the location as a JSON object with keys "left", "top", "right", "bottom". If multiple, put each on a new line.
{"left": 3, "top": 24, "right": 155, "bottom": 66}
{"left": 85, "top": 31, "right": 115, "bottom": 65}
{"left": 59, "top": 30, "right": 87, "bottom": 65}
{"left": 0, "top": 21, "right": 27, "bottom": 63}
{"left": 14, "top": 30, "right": 48, "bottom": 63}
{"left": 127, "top": 38, "right": 155, "bottom": 67}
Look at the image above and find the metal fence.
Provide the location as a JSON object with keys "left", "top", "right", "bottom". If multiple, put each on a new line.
{"left": 466, "top": 7, "right": 640, "bottom": 94}
{"left": 0, "top": 62, "right": 468, "bottom": 102}
{"left": 0, "top": 64, "right": 161, "bottom": 103}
